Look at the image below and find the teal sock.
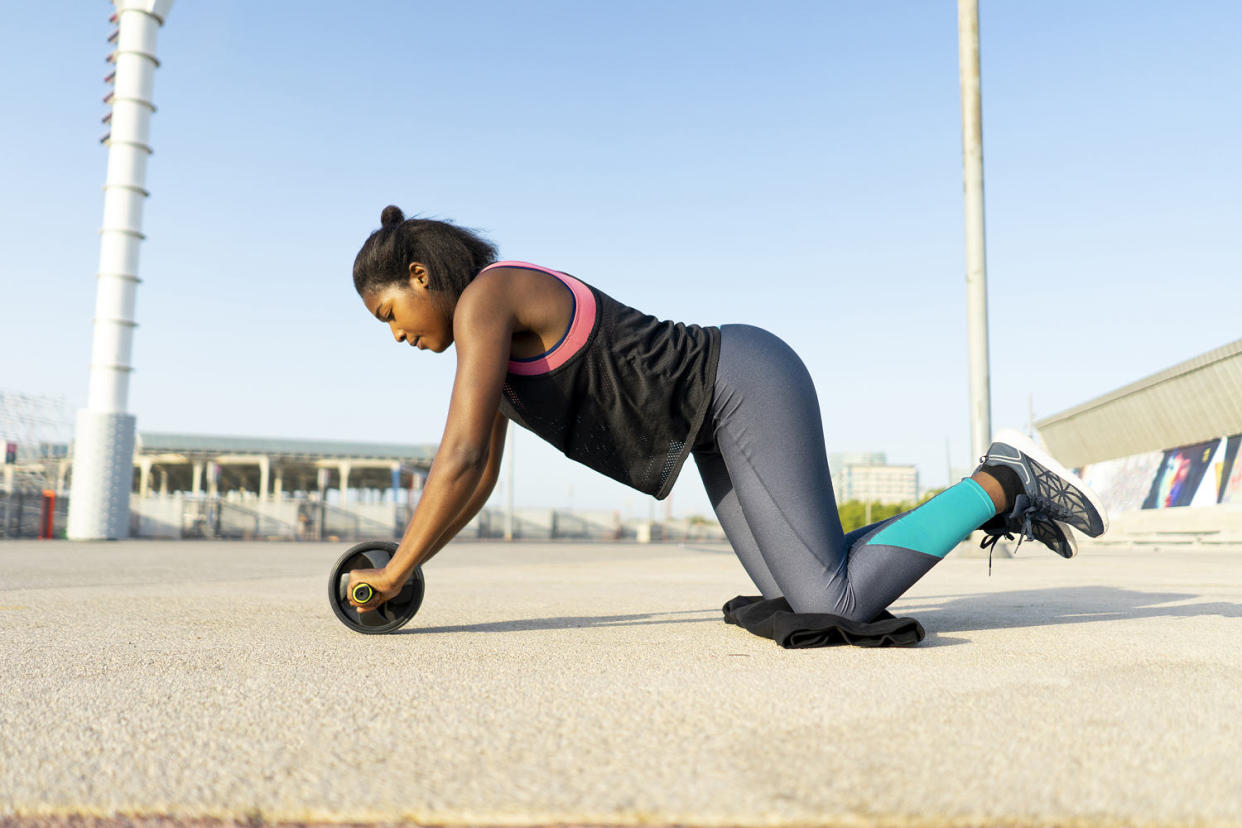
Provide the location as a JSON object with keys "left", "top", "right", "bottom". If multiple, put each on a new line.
{"left": 869, "top": 478, "right": 998, "bottom": 559}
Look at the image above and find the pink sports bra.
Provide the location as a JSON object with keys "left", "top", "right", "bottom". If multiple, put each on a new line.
{"left": 478, "top": 260, "right": 598, "bottom": 376}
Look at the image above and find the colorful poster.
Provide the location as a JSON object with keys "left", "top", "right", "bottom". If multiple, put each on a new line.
{"left": 1142, "top": 439, "right": 1221, "bottom": 509}
{"left": 1190, "top": 439, "right": 1229, "bottom": 508}
{"left": 1218, "top": 435, "right": 1242, "bottom": 504}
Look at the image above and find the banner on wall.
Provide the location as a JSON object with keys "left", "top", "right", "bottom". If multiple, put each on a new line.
{"left": 1217, "top": 435, "right": 1242, "bottom": 504}
{"left": 1142, "top": 439, "right": 1224, "bottom": 510}
{"left": 1072, "top": 432, "right": 1242, "bottom": 513}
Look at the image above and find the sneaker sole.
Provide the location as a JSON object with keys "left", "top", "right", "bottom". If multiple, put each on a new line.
{"left": 991, "top": 428, "right": 1110, "bottom": 537}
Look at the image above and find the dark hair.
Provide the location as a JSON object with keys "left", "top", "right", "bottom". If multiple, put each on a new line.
{"left": 352, "top": 206, "right": 498, "bottom": 300}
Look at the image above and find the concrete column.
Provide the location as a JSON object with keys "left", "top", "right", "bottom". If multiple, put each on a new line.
{"left": 273, "top": 467, "right": 283, "bottom": 500}
{"left": 158, "top": 467, "right": 168, "bottom": 497}
{"left": 258, "top": 455, "right": 270, "bottom": 503}
{"left": 3, "top": 466, "right": 13, "bottom": 494}
{"left": 191, "top": 460, "right": 203, "bottom": 496}
{"left": 338, "top": 461, "right": 351, "bottom": 506}
{"left": 57, "top": 461, "right": 70, "bottom": 495}
{"left": 138, "top": 457, "right": 152, "bottom": 498}
{"left": 958, "top": 0, "right": 992, "bottom": 463}
{"left": 207, "top": 460, "right": 218, "bottom": 498}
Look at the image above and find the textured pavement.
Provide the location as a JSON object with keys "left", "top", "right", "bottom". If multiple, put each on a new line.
{"left": 1, "top": 538, "right": 1240, "bottom": 827}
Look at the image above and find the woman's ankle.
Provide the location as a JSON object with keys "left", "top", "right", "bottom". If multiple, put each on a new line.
{"left": 970, "top": 470, "right": 1008, "bottom": 514}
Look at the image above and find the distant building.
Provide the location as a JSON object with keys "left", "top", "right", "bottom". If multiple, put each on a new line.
{"left": 3, "top": 430, "right": 435, "bottom": 502}
{"left": 830, "top": 452, "right": 919, "bottom": 505}
{"left": 829, "top": 451, "right": 886, "bottom": 468}
{"left": 130, "top": 431, "right": 436, "bottom": 502}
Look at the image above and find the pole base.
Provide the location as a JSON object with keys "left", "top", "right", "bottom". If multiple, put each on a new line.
{"left": 67, "top": 410, "right": 137, "bottom": 540}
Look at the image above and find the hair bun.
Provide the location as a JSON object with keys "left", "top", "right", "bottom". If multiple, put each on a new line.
{"left": 380, "top": 205, "right": 405, "bottom": 228}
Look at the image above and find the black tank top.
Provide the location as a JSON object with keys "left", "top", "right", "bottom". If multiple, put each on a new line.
{"left": 483, "top": 261, "right": 720, "bottom": 500}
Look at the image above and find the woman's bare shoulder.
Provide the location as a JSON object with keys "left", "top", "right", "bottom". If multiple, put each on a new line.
{"left": 463, "top": 265, "right": 565, "bottom": 307}
{"left": 455, "top": 268, "right": 513, "bottom": 319}
{"left": 460, "top": 265, "right": 573, "bottom": 345}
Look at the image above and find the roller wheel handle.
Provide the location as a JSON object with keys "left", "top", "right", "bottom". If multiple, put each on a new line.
{"left": 329, "top": 540, "right": 424, "bottom": 634}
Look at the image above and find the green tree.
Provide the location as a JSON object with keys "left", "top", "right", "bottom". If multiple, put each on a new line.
{"left": 836, "top": 500, "right": 910, "bottom": 533}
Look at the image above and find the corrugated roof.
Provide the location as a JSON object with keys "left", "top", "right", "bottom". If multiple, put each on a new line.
{"left": 1035, "top": 338, "right": 1242, "bottom": 467}
{"left": 137, "top": 431, "right": 437, "bottom": 462}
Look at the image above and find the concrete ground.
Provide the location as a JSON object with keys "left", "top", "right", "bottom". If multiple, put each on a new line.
{"left": 1, "top": 538, "right": 1240, "bottom": 828}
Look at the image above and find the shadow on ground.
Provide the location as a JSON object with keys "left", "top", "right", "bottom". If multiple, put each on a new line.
{"left": 398, "top": 607, "right": 721, "bottom": 635}
{"left": 393, "top": 587, "right": 1241, "bottom": 644}
{"left": 902, "top": 585, "right": 1242, "bottom": 634}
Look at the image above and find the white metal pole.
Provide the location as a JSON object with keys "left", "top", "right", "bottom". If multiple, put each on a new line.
{"left": 68, "top": 0, "right": 174, "bottom": 540}
{"left": 957, "top": 0, "right": 992, "bottom": 465}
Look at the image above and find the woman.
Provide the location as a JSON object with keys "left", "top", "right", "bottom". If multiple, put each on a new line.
{"left": 346, "top": 206, "right": 1107, "bottom": 626}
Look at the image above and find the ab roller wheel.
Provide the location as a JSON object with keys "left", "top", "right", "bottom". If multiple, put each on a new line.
{"left": 328, "top": 540, "right": 425, "bottom": 634}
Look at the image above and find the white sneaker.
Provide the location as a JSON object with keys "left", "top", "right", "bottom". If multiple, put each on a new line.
{"left": 976, "top": 428, "right": 1109, "bottom": 538}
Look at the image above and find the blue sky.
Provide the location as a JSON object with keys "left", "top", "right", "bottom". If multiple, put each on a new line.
{"left": 3, "top": 1, "right": 1239, "bottom": 518}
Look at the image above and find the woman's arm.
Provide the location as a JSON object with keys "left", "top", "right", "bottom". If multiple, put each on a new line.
{"left": 372, "top": 277, "right": 514, "bottom": 590}
{"left": 415, "top": 409, "right": 508, "bottom": 565}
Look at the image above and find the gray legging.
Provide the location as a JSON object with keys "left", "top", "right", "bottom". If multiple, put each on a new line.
{"left": 693, "top": 324, "right": 949, "bottom": 622}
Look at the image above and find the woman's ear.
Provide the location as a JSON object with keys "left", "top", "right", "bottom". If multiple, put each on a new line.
{"left": 408, "top": 262, "right": 429, "bottom": 289}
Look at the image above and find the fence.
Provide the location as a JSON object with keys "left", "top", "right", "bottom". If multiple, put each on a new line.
{"left": 1, "top": 493, "right": 726, "bottom": 544}
{"left": 172, "top": 498, "right": 396, "bottom": 541}
{"left": 0, "top": 490, "right": 69, "bottom": 539}
{"left": 180, "top": 499, "right": 294, "bottom": 540}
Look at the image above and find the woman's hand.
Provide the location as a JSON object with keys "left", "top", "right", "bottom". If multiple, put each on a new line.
{"left": 346, "top": 567, "right": 403, "bottom": 614}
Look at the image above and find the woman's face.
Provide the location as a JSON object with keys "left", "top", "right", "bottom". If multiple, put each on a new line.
{"left": 362, "top": 263, "right": 454, "bottom": 353}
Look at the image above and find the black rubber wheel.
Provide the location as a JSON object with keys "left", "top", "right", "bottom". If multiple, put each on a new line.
{"left": 328, "top": 540, "right": 425, "bottom": 634}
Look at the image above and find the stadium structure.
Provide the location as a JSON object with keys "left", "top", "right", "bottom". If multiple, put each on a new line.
{"left": 1, "top": 429, "right": 721, "bottom": 543}
{"left": 4, "top": 430, "right": 435, "bottom": 541}
{"left": 1036, "top": 338, "right": 1242, "bottom": 544}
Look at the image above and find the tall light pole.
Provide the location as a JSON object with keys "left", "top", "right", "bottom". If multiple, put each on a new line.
{"left": 957, "top": 0, "right": 992, "bottom": 465}
{"left": 68, "top": 0, "right": 174, "bottom": 540}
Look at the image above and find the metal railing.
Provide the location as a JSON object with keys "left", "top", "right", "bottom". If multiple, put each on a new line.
{"left": 180, "top": 500, "right": 294, "bottom": 540}
{"left": 1, "top": 492, "right": 726, "bottom": 544}
{"left": 0, "top": 491, "right": 69, "bottom": 539}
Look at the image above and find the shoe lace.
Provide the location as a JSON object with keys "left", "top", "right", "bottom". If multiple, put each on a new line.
{"left": 978, "top": 493, "right": 1045, "bottom": 575}
{"left": 1010, "top": 494, "right": 1042, "bottom": 547}
{"left": 1027, "top": 491, "right": 1073, "bottom": 522}
{"left": 978, "top": 529, "right": 1011, "bottom": 576}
